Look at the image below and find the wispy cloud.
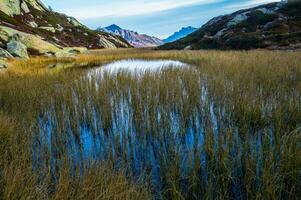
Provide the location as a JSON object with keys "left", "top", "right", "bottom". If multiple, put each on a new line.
{"left": 42, "top": 0, "right": 282, "bottom": 38}
{"left": 224, "top": 0, "right": 281, "bottom": 11}
{"left": 60, "top": 0, "right": 222, "bottom": 20}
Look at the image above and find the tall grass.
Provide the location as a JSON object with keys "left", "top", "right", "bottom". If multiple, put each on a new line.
{"left": 0, "top": 49, "right": 300, "bottom": 199}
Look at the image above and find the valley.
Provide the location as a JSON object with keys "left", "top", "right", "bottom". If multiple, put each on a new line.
{"left": 0, "top": 0, "right": 300, "bottom": 200}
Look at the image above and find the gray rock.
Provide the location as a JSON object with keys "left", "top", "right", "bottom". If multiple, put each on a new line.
{"left": 227, "top": 12, "right": 249, "bottom": 27}
{"left": 0, "top": 0, "right": 21, "bottom": 16}
{"left": 39, "top": 26, "right": 56, "bottom": 33}
{"left": 21, "top": 1, "right": 30, "bottom": 13}
{"left": 0, "top": 47, "right": 13, "bottom": 59}
{"left": 7, "top": 36, "right": 29, "bottom": 59}
{"left": 67, "top": 17, "right": 83, "bottom": 27}
{"left": 56, "top": 24, "right": 64, "bottom": 32}
{"left": 256, "top": 8, "right": 275, "bottom": 15}
{"left": 28, "top": 21, "right": 38, "bottom": 28}
{"left": 184, "top": 45, "right": 192, "bottom": 50}
{"left": 0, "top": 26, "right": 60, "bottom": 55}
{"left": 214, "top": 28, "right": 228, "bottom": 38}
{"left": 99, "top": 37, "right": 117, "bottom": 49}
{"left": 44, "top": 52, "right": 55, "bottom": 57}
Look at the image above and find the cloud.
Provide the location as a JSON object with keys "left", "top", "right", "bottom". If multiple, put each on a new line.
{"left": 60, "top": 0, "right": 222, "bottom": 20}
{"left": 224, "top": 0, "right": 281, "bottom": 10}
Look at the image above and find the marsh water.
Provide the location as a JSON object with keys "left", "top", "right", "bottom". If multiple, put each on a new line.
{"left": 33, "top": 59, "right": 275, "bottom": 198}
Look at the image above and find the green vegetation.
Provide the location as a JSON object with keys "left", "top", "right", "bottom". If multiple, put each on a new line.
{"left": 0, "top": 11, "right": 19, "bottom": 25}
{"left": 159, "top": 2, "right": 301, "bottom": 50}
{"left": 0, "top": 49, "right": 301, "bottom": 199}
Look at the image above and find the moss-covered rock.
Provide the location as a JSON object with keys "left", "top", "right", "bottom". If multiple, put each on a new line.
{"left": 0, "top": 0, "right": 21, "bottom": 16}
{"left": 0, "top": 26, "right": 60, "bottom": 54}
{"left": 0, "top": 47, "right": 13, "bottom": 59}
{"left": 7, "top": 39, "right": 29, "bottom": 59}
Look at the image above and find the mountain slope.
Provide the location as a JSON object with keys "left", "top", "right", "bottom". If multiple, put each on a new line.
{"left": 163, "top": 26, "right": 197, "bottom": 43}
{"left": 97, "top": 24, "right": 163, "bottom": 48}
{"left": 0, "top": 0, "right": 130, "bottom": 58}
{"left": 159, "top": 1, "right": 301, "bottom": 50}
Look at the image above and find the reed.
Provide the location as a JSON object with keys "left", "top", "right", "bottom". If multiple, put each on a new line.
{"left": 0, "top": 49, "right": 300, "bottom": 199}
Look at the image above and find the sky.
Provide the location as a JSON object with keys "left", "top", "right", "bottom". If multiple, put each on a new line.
{"left": 41, "top": 0, "right": 281, "bottom": 39}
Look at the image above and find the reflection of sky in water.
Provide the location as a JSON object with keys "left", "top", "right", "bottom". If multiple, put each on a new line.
{"left": 89, "top": 59, "right": 188, "bottom": 77}
{"left": 33, "top": 60, "right": 266, "bottom": 198}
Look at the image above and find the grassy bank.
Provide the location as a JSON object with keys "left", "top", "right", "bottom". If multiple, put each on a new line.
{"left": 0, "top": 49, "right": 300, "bottom": 199}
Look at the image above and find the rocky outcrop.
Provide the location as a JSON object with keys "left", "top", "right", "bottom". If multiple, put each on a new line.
{"left": 98, "top": 24, "right": 163, "bottom": 48}
{"left": 7, "top": 39, "right": 29, "bottom": 59}
{"left": 159, "top": 1, "right": 301, "bottom": 50}
{"left": 39, "top": 26, "right": 56, "bottom": 33}
{"left": 0, "top": 47, "right": 13, "bottom": 59}
{"left": 0, "top": 0, "right": 131, "bottom": 62}
{"left": 0, "top": 0, "right": 22, "bottom": 16}
{"left": 0, "top": 26, "right": 60, "bottom": 54}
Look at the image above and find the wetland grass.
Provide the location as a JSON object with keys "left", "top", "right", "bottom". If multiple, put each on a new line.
{"left": 0, "top": 49, "right": 300, "bottom": 199}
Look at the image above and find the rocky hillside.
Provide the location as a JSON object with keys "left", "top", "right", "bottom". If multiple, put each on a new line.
{"left": 159, "top": 0, "right": 301, "bottom": 50}
{"left": 0, "top": 0, "right": 131, "bottom": 68}
{"left": 163, "top": 26, "right": 197, "bottom": 43}
{"left": 97, "top": 24, "right": 163, "bottom": 48}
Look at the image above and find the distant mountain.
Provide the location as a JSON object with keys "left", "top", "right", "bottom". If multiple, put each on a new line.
{"left": 163, "top": 26, "right": 197, "bottom": 43}
{"left": 159, "top": 1, "right": 301, "bottom": 50}
{"left": 97, "top": 24, "right": 164, "bottom": 48}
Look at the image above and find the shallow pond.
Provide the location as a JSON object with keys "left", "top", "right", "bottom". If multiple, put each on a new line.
{"left": 33, "top": 59, "right": 271, "bottom": 199}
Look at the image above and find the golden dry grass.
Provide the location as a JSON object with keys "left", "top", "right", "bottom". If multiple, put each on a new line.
{"left": 0, "top": 49, "right": 300, "bottom": 199}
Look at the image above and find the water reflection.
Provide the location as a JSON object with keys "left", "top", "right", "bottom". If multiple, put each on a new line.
{"left": 33, "top": 60, "right": 268, "bottom": 199}
{"left": 90, "top": 59, "right": 188, "bottom": 77}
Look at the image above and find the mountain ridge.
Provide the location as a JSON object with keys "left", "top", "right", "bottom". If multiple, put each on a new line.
{"left": 159, "top": 1, "right": 301, "bottom": 50}
{"left": 163, "top": 26, "right": 198, "bottom": 43}
{"left": 97, "top": 25, "right": 164, "bottom": 48}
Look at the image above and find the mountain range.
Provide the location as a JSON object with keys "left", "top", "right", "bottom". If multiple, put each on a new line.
{"left": 159, "top": 0, "right": 301, "bottom": 50}
{"left": 163, "top": 26, "right": 197, "bottom": 43}
{"left": 97, "top": 24, "right": 163, "bottom": 48}
{"left": 0, "top": 0, "right": 300, "bottom": 67}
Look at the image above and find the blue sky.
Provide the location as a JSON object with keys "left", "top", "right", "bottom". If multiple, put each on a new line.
{"left": 41, "top": 0, "right": 280, "bottom": 39}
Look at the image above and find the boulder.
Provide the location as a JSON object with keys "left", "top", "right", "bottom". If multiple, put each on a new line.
{"left": 21, "top": 1, "right": 30, "bottom": 13}
{"left": 39, "top": 26, "right": 56, "bottom": 33}
{"left": 24, "top": 0, "right": 47, "bottom": 12}
{"left": 227, "top": 12, "right": 249, "bottom": 27}
{"left": 0, "top": 47, "right": 13, "bottom": 59}
{"left": 56, "top": 24, "right": 64, "bottom": 32}
{"left": 0, "top": 26, "right": 60, "bottom": 55}
{"left": 7, "top": 37, "right": 29, "bottom": 59}
{"left": 214, "top": 28, "right": 228, "bottom": 38}
{"left": 0, "top": 0, "right": 21, "bottom": 16}
{"left": 184, "top": 45, "right": 192, "bottom": 50}
{"left": 28, "top": 21, "right": 38, "bottom": 28}
{"left": 67, "top": 17, "right": 84, "bottom": 27}
{"left": 99, "top": 37, "right": 117, "bottom": 49}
